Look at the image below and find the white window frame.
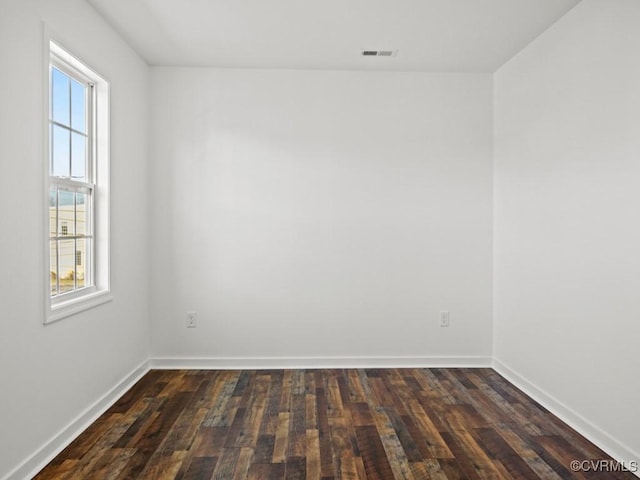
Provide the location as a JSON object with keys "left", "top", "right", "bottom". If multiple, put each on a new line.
{"left": 45, "top": 39, "right": 112, "bottom": 324}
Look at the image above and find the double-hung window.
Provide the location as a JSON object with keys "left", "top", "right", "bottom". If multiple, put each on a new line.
{"left": 46, "top": 41, "right": 111, "bottom": 323}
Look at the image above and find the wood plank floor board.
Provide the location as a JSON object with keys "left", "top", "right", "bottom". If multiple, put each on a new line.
{"left": 355, "top": 425, "right": 396, "bottom": 480}
{"left": 178, "top": 456, "right": 218, "bottom": 480}
{"left": 34, "top": 368, "right": 633, "bottom": 479}
{"left": 473, "top": 426, "right": 540, "bottom": 479}
{"left": 248, "top": 463, "right": 286, "bottom": 480}
{"left": 284, "top": 456, "right": 306, "bottom": 480}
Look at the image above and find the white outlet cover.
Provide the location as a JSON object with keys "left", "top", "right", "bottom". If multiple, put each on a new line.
{"left": 186, "top": 311, "right": 197, "bottom": 328}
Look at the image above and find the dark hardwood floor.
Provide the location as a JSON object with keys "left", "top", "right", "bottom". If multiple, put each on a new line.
{"left": 34, "top": 368, "right": 634, "bottom": 479}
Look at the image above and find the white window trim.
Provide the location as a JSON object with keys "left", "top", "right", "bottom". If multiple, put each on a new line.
{"left": 44, "top": 36, "right": 112, "bottom": 324}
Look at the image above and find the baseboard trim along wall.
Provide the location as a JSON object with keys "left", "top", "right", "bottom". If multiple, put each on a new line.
{"left": 150, "top": 357, "right": 491, "bottom": 370}
{"left": 493, "top": 358, "right": 640, "bottom": 478}
{"left": 149, "top": 356, "right": 493, "bottom": 370}
{"left": 3, "top": 359, "right": 151, "bottom": 480}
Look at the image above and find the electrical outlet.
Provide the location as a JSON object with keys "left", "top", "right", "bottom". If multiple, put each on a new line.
{"left": 186, "top": 311, "right": 197, "bottom": 328}
{"left": 439, "top": 311, "right": 450, "bottom": 327}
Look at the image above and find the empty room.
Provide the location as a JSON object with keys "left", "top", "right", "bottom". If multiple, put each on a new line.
{"left": 0, "top": 0, "right": 638, "bottom": 478}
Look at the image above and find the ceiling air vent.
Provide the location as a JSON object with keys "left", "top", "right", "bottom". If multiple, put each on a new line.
{"left": 361, "top": 50, "right": 397, "bottom": 57}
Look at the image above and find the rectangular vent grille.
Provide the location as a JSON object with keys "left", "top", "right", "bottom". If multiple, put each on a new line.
{"left": 361, "top": 50, "right": 397, "bottom": 57}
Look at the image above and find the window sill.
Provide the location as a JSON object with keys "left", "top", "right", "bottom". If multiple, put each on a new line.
{"left": 46, "top": 290, "right": 113, "bottom": 324}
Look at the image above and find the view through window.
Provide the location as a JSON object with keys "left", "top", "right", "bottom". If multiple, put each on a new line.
{"left": 48, "top": 61, "right": 94, "bottom": 297}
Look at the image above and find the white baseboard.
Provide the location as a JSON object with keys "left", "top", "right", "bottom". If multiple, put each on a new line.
{"left": 150, "top": 355, "right": 492, "bottom": 370}
{"left": 2, "top": 359, "right": 150, "bottom": 480}
{"left": 493, "top": 358, "right": 640, "bottom": 478}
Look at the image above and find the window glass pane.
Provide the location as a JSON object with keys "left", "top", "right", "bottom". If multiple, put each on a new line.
{"left": 51, "top": 67, "right": 70, "bottom": 126}
{"left": 75, "top": 238, "right": 88, "bottom": 289}
{"left": 71, "top": 79, "right": 86, "bottom": 133}
{"left": 52, "top": 124, "right": 70, "bottom": 177}
{"left": 71, "top": 133, "right": 86, "bottom": 180}
{"left": 76, "top": 192, "right": 87, "bottom": 236}
{"left": 50, "top": 241, "right": 58, "bottom": 296}
{"left": 49, "top": 187, "right": 57, "bottom": 237}
{"left": 58, "top": 190, "right": 75, "bottom": 237}
{"left": 58, "top": 239, "right": 75, "bottom": 294}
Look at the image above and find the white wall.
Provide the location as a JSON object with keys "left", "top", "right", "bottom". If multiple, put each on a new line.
{"left": 150, "top": 68, "right": 493, "bottom": 363}
{"left": 494, "top": 0, "right": 640, "bottom": 462}
{"left": 0, "top": 1, "right": 150, "bottom": 478}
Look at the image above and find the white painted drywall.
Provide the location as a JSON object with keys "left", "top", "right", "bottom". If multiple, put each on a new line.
{"left": 0, "top": 0, "right": 150, "bottom": 477}
{"left": 494, "top": 0, "right": 640, "bottom": 461}
{"left": 149, "top": 68, "right": 493, "bottom": 361}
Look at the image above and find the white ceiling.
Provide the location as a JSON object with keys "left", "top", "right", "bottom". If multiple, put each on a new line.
{"left": 87, "top": 0, "right": 581, "bottom": 72}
